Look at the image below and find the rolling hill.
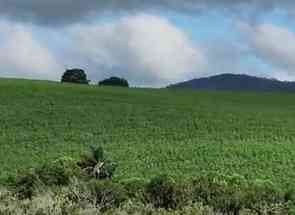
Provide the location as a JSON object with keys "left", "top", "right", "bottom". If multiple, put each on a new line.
{"left": 168, "top": 73, "right": 295, "bottom": 92}
{"left": 1, "top": 78, "right": 295, "bottom": 188}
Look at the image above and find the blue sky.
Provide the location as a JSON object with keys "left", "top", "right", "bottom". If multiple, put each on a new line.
{"left": 1, "top": 1, "right": 295, "bottom": 87}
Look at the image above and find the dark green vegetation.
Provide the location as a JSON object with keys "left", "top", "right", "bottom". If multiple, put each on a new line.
{"left": 61, "top": 68, "right": 89, "bottom": 84}
{"left": 1, "top": 78, "right": 295, "bottom": 189}
{"left": 98, "top": 76, "right": 129, "bottom": 87}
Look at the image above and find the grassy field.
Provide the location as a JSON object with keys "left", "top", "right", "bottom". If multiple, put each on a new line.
{"left": 1, "top": 78, "right": 295, "bottom": 188}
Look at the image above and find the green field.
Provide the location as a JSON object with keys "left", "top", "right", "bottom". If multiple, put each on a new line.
{"left": 1, "top": 78, "right": 295, "bottom": 188}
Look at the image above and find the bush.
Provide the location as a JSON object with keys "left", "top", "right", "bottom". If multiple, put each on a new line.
{"left": 6, "top": 147, "right": 295, "bottom": 214}
{"left": 192, "top": 174, "right": 246, "bottom": 214}
{"left": 61, "top": 68, "right": 89, "bottom": 84}
{"left": 12, "top": 157, "right": 81, "bottom": 199}
{"left": 98, "top": 77, "right": 129, "bottom": 87}
{"left": 12, "top": 147, "right": 117, "bottom": 200}
{"left": 146, "top": 175, "right": 189, "bottom": 209}
{"left": 89, "top": 180, "right": 127, "bottom": 211}
{"left": 192, "top": 175, "right": 244, "bottom": 214}
{"left": 5, "top": 169, "right": 295, "bottom": 214}
{"left": 36, "top": 157, "right": 81, "bottom": 187}
{"left": 192, "top": 174, "right": 289, "bottom": 215}
{"left": 13, "top": 169, "right": 43, "bottom": 200}
{"left": 78, "top": 147, "right": 117, "bottom": 180}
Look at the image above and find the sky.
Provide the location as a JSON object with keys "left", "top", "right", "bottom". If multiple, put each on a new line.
{"left": 1, "top": 1, "right": 295, "bottom": 87}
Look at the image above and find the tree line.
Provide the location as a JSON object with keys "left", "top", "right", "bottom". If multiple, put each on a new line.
{"left": 61, "top": 68, "right": 129, "bottom": 88}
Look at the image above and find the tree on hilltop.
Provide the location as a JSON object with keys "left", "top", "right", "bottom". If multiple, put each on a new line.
{"left": 61, "top": 68, "right": 89, "bottom": 84}
{"left": 98, "top": 77, "right": 129, "bottom": 87}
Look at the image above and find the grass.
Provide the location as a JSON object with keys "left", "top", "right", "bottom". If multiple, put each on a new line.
{"left": 1, "top": 78, "right": 295, "bottom": 188}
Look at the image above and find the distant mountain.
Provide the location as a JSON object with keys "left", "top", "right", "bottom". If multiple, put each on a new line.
{"left": 168, "top": 73, "right": 295, "bottom": 92}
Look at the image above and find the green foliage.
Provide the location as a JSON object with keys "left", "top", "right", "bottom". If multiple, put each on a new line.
{"left": 61, "top": 68, "right": 89, "bottom": 84}
{"left": 98, "top": 77, "right": 129, "bottom": 87}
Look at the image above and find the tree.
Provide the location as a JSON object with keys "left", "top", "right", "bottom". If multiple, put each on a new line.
{"left": 98, "top": 77, "right": 129, "bottom": 87}
{"left": 61, "top": 68, "right": 89, "bottom": 84}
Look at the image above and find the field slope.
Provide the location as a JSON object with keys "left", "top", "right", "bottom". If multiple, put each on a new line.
{"left": 1, "top": 78, "right": 295, "bottom": 187}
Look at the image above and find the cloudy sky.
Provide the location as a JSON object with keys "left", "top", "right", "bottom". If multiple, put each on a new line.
{"left": 1, "top": 1, "right": 295, "bottom": 87}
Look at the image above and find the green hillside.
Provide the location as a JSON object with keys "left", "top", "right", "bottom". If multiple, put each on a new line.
{"left": 1, "top": 78, "right": 295, "bottom": 187}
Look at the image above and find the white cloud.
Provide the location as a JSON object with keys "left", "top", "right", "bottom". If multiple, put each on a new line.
{"left": 0, "top": 21, "right": 62, "bottom": 80}
{"left": 2, "top": 13, "right": 295, "bottom": 87}
{"left": 240, "top": 23, "right": 295, "bottom": 80}
{"left": 68, "top": 14, "right": 207, "bottom": 87}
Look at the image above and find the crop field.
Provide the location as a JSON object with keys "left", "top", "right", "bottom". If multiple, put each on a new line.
{"left": 1, "top": 78, "right": 295, "bottom": 188}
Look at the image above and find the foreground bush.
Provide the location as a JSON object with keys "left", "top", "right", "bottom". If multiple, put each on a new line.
{"left": 36, "top": 157, "right": 80, "bottom": 186}
{"left": 12, "top": 169, "right": 42, "bottom": 200}
{"left": 89, "top": 180, "right": 127, "bottom": 211}
{"left": 146, "top": 175, "right": 190, "bottom": 209}
{"left": 12, "top": 157, "right": 81, "bottom": 199}
{"left": 1, "top": 188, "right": 292, "bottom": 215}
{"left": 3, "top": 175, "right": 295, "bottom": 214}
{"left": 2, "top": 147, "right": 295, "bottom": 214}
{"left": 78, "top": 146, "right": 117, "bottom": 179}
{"left": 0, "top": 188, "right": 215, "bottom": 215}
{"left": 192, "top": 174, "right": 289, "bottom": 215}
{"left": 192, "top": 174, "right": 247, "bottom": 214}
{"left": 9, "top": 147, "right": 116, "bottom": 200}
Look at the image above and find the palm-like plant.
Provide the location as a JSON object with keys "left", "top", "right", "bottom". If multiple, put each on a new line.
{"left": 78, "top": 147, "right": 117, "bottom": 179}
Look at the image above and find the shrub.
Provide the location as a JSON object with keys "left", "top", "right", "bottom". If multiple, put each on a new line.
{"left": 61, "top": 68, "right": 89, "bottom": 84}
{"left": 98, "top": 77, "right": 129, "bottom": 87}
{"left": 193, "top": 174, "right": 248, "bottom": 215}
{"left": 78, "top": 146, "right": 117, "bottom": 180}
{"left": 4, "top": 169, "right": 295, "bottom": 214}
{"left": 88, "top": 180, "right": 127, "bottom": 211}
{"left": 146, "top": 175, "right": 189, "bottom": 209}
{"left": 36, "top": 157, "right": 81, "bottom": 187}
{"left": 13, "top": 169, "right": 43, "bottom": 200}
{"left": 192, "top": 174, "right": 290, "bottom": 215}
{"left": 12, "top": 157, "right": 81, "bottom": 199}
